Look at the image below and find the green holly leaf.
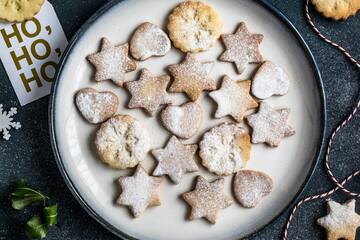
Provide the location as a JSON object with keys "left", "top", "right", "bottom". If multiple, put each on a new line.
{"left": 25, "top": 215, "right": 48, "bottom": 239}
{"left": 44, "top": 204, "right": 58, "bottom": 226}
{"left": 10, "top": 180, "right": 48, "bottom": 210}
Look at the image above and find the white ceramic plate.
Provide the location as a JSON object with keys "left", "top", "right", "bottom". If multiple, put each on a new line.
{"left": 50, "top": 0, "right": 326, "bottom": 239}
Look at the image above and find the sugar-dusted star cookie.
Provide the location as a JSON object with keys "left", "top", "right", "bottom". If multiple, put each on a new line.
{"left": 317, "top": 199, "right": 360, "bottom": 240}
{"left": 209, "top": 75, "right": 258, "bottom": 122}
{"left": 219, "top": 22, "right": 263, "bottom": 74}
{"left": 168, "top": 54, "right": 216, "bottom": 101}
{"left": 246, "top": 102, "right": 295, "bottom": 147}
{"left": 125, "top": 68, "right": 172, "bottom": 116}
{"left": 87, "top": 37, "right": 137, "bottom": 87}
{"left": 152, "top": 136, "right": 198, "bottom": 184}
{"left": 182, "top": 176, "right": 233, "bottom": 224}
{"left": 117, "top": 164, "right": 163, "bottom": 218}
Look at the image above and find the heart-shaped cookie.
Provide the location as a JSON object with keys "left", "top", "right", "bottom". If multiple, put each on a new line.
{"left": 233, "top": 170, "right": 273, "bottom": 208}
{"left": 75, "top": 88, "right": 119, "bottom": 124}
{"left": 161, "top": 102, "right": 203, "bottom": 139}
{"left": 130, "top": 22, "right": 171, "bottom": 61}
{"left": 251, "top": 61, "right": 289, "bottom": 99}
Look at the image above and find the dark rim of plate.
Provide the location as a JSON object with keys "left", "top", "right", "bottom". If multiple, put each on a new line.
{"left": 49, "top": 0, "right": 327, "bottom": 239}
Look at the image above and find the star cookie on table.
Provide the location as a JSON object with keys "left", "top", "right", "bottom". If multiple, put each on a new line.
{"left": 209, "top": 75, "right": 258, "bottom": 122}
{"left": 117, "top": 164, "right": 163, "bottom": 218}
{"left": 182, "top": 176, "right": 233, "bottom": 224}
{"left": 219, "top": 22, "right": 263, "bottom": 74}
{"left": 87, "top": 37, "right": 137, "bottom": 87}
{"left": 125, "top": 68, "right": 172, "bottom": 116}
{"left": 152, "top": 136, "right": 198, "bottom": 184}
{"left": 317, "top": 199, "right": 360, "bottom": 240}
{"left": 168, "top": 54, "right": 216, "bottom": 101}
{"left": 246, "top": 102, "right": 295, "bottom": 147}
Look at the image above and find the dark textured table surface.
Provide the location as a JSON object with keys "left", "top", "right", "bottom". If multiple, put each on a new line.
{"left": 0, "top": 0, "right": 359, "bottom": 239}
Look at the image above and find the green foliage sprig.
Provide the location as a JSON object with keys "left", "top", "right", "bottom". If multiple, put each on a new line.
{"left": 10, "top": 180, "right": 58, "bottom": 239}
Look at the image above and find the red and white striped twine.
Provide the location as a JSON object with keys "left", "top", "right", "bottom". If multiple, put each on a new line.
{"left": 282, "top": 0, "right": 360, "bottom": 239}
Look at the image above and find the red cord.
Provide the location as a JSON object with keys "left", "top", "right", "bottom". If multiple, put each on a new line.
{"left": 282, "top": 0, "right": 360, "bottom": 239}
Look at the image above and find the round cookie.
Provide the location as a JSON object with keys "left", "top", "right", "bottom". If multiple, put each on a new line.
{"left": 199, "top": 123, "right": 252, "bottom": 175}
{"left": 95, "top": 114, "right": 150, "bottom": 169}
{"left": 0, "top": 0, "right": 45, "bottom": 22}
{"left": 167, "top": 1, "right": 223, "bottom": 53}
{"left": 311, "top": 0, "right": 360, "bottom": 20}
{"left": 233, "top": 170, "right": 273, "bottom": 208}
{"left": 130, "top": 22, "right": 171, "bottom": 61}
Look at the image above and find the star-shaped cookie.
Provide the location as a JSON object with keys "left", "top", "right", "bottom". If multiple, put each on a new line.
{"left": 219, "top": 22, "right": 263, "bottom": 74}
{"left": 168, "top": 54, "right": 216, "bottom": 101}
{"left": 246, "top": 102, "right": 295, "bottom": 147}
{"left": 117, "top": 164, "right": 163, "bottom": 218}
{"left": 209, "top": 75, "right": 258, "bottom": 122}
{"left": 152, "top": 136, "right": 198, "bottom": 184}
{"left": 182, "top": 176, "right": 233, "bottom": 224}
{"left": 87, "top": 37, "right": 137, "bottom": 86}
{"left": 317, "top": 199, "right": 360, "bottom": 240}
{"left": 125, "top": 68, "right": 172, "bottom": 116}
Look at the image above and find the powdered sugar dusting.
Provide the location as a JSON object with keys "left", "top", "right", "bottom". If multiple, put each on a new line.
{"left": 317, "top": 199, "right": 360, "bottom": 239}
{"left": 233, "top": 170, "right": 273, "bottom": 208}
{"left": 199, "top": 123, "right": 252, "bottom": 175}
{"left": 167, "top": 1, "right": 223, "bottom": 53}
{"left": 209, "top": 76, "right": 258, "bottom": 122}
{"left": 168, "top": 54, "right": 216, "bottom": 101}
{"left": 246, "top": 102, "right": 295, "bottom": 147}
{"left": 251, "top": 61, "right": 290, "bottom": 99}
{"left": 130, "top": 22, "right": 171, "bottom": 61}
{"left": 75, "top": 88, "right": 119, "bottom": 124}
{"left": 161, "top": 102, "right": 203, "bottom": 139}
{"left": 95, "top": 115, "right": 150, "bottom": 169}
{"left": 126, "top": 68, "right": 172, "bottom": 116}
{"left": 152, "top": 136, "right": 198, "bottom": 184}
{"left": 117, "top": 165, "right": 163, "bottom": 217}
{"left": 182, "top": 176, "right": 233, "bottom": 224}
{"left": 219, "top": 22, "right": 263, "bottom": 74}
{"left": 87, "top": 38, "right": 136, "bottom": 86}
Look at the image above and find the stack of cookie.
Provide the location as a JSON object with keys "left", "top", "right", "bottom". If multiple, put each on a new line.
{"left": 74, "top": 1, "right": 295, "bottom": 224}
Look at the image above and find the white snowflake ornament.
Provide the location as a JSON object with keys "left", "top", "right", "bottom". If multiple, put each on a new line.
{"left": 0, "top": 104, "right": 21, "bottom": 140}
